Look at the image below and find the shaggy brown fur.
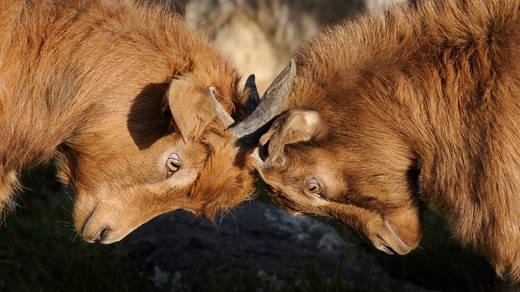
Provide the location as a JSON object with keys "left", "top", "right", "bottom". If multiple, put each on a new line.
{"left": 253, "top": 0, "right": 520, "bottom": 283}
{"left": 0, "top": 0, "right": 255, "bottom": 243}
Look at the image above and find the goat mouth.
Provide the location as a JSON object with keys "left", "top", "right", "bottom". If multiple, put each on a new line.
{"left": 79, "top": 201, "right": 100, "bottom": 236}
{"left": 381, "top": 220, "right": 412, "bottom": 255}
{"left": 377, "top": 241, "right": 398, "bottom": 255}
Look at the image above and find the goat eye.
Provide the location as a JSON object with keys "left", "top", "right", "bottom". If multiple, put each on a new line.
{"left": 166, "top": 153, "right": 181, "bottom": 177}
{"left": 305, "top": 178, "right": 321, "bottom": 194}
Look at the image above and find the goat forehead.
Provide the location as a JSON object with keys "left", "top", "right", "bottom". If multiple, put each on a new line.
{"left": 282, "top": 147, "right": 347, "bottom": 189}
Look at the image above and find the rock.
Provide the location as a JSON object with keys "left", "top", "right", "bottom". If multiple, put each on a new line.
{"left": 122, "top": 201, "right": 432, "bottom": 291}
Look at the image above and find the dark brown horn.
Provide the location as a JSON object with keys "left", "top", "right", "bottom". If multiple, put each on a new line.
{"left": 230, "top": 58, "right": 296, "bottom": 139}
{"left": 243, "top": 74, "right": 261, "bottom": 116}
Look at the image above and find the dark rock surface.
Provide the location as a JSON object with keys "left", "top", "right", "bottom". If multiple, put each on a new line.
{"left": 122, "top": 201, "right": 432, "bottom": 291}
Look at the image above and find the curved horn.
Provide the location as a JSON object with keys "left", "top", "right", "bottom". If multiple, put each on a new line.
{"left": 230, "top": 58, "right": 296, "bottom": 139}
{"left": 243, "top": 74, "right": 261, "bottom": 115}
{"left": 208, "top": 86, "right": 235, "bottom": 127}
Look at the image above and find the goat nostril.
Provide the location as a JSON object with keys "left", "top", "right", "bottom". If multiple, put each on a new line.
{"left": 98, "top": 227, "right": 110, "bottom": 242}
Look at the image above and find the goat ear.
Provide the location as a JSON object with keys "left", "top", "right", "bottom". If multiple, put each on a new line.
{"left": 168, "top": 79, "right": 233, "bottom": 142}
{"left": 168, "top": 79, "right": 217, "bottom": 142}
{"left": 259, "top": 110, "right": 328, "bottom": 166}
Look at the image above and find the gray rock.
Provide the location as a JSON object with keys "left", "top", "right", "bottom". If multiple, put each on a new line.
{"left": 122, "top": 201, "right": 432, "bottom": 291}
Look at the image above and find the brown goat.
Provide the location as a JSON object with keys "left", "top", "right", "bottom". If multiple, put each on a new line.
{"left": 249, "top": 0, "right": 520, "bottom": 283}
{"left": 0, "top": 0, "right": 257, "bottom": 243}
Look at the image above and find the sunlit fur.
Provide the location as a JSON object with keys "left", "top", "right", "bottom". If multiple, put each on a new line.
{"left": 255, "top": 0, "right": 520, "bottom": 283}
{"left": 0, "top": 0, "right": 254, "bottom": 242}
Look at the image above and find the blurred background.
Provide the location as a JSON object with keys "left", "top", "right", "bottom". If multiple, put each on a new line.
{"left": 0, "top": 0, "right": 497, "bottom": 291}
{"left": 158, "top": 0, "right": 404, "bottom": 93}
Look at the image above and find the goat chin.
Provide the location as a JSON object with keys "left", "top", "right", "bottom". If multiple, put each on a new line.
{"left": 379, "top": 220, "right": 412, "bottom": 255}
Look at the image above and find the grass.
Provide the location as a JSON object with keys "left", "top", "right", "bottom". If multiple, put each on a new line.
{"left": 0, "top": 163, "right": 497, "bottom": 291}
{"left": 0, "top": 164, "right": 154, "bottom": 292}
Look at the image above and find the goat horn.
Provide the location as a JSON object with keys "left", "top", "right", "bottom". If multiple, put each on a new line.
{"left": 243, "top": 74, "right": 261, "bottom": 115}
{"left": 230, "top": 58, "right": 296, "bottom": 139}
{"left": 208, "top": 86, "right": 235, "bottom": 127}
